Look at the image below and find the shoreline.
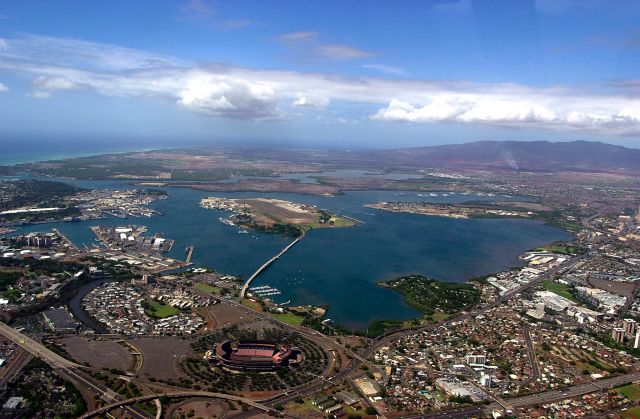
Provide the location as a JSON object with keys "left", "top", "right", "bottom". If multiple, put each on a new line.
{"left": 365, "top": 234, "right": 576, "bottom": 336}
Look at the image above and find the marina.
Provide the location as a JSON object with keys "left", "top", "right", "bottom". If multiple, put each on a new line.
{"left": 249, "top": 285, "right": 283, "bottom": 297}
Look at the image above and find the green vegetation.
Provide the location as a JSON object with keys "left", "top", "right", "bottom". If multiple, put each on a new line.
{"left": 171, "top": 168, "right": 275, "bottom": 181}
{"left": 366, "top": 275, "right": 479, "bottom": 336}
{"left": 379, "top": 275, "right": 480, "bottom": 318}
{"left": 621, "top": 407, "right": 640, "bottom": 419}
{"left": 535, "top": 210, "right": 582, "bottom": 232}
{"left": 142, "top": 299, "right": 179, "bottom": 318}
{"left": 367, "top": 319, "right": 405, "bottom": 337}
{"left": 241, "top": 299, "right": 263, "bottom": 312}
{"left": 0, "top": 206, "right": 81, "bottom": 224}
{"left": 615, "top": 384, "right": 640, "bottom": 401}
{"left": 270, "top": 312, "right": 305, "bottom": 325}
{"left": 0, "top": 179, "right": 83, "bottom": 212}
{"left": 6, "top": 357, "right": 87, "bottom": 418}
{"left": 244, "top": 221, "right": 303, "bottom": 236}
{"left": 541, "top": 280, "right": 580, "bottom": 303}
{"left": 546, "top": 243, "right": 585, "bottom": 255}
{"left": 194, "top": 282, "right": 221, "bottom": 295}
{"left": 0, "top": 270, "right": 22, "bottom": 290}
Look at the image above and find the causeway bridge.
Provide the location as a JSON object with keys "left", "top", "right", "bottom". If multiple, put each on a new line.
{"left": 240, "top": 233, "right": 304, "bottom": 298}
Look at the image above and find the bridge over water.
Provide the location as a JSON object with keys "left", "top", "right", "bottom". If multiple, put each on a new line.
{"left": 240, "top": 233, "right": 304, "bottom": 298}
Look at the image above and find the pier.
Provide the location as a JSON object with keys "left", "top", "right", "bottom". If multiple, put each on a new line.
{"left": 53, "top": 228, "right": 78, "bottom": 251}
{"left": 240, "top": 233, "right": 304, "bottom": 298}
{"left": 185, "top": 245, "right": 194, "bottom": 263}
{"left": 341, "top": 214, "right": 365, "bottom": 224}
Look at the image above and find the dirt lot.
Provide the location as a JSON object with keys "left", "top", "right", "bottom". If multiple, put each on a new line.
{"left": 128, "top": 336, "right": 192, "bottom": 381}
{"left": 589, "top": 277, "right": 636, "bottom": 297}
{"left": 58, "top": 336, "right": 132, "bottom": 371}
{"left": 207, "top": 302, "right": 257, "bottom": 329}
{"left": 166, "top": 398, "right": 239, "bottom": 418}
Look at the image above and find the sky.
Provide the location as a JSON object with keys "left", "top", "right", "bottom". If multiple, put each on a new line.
{"left": 0, "top": 0, "right": 640, "bottom": 151}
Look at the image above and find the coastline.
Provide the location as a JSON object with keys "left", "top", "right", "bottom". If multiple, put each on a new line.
{"left": 366, "top": 231, "right": 577, "bottom": 336}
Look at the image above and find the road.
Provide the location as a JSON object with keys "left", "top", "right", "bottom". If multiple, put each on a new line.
{"left": 522, "top": 326, "right": 540, "bottom": 385}
{"left": 0, "top": 321, "right": 151, "bottom": 419}
{"left": 238, "top": 255, "right": 591, "bottom": 415}
{"left": 80, "top": 390, "right": 273, "bottom": 418}
{"left": 0, "top": 321, "right": 80, "bottom": 369}
{"left": 240, "top": 233, "right": 304, "bottom": 298}
{"left": 403, "top": 371, "right": 640, "bottom": 418}
{"left": 3, "top": 250, "right": 604, "bottom": 419}
{"left": 508, "top": 371, "right": 640, "bottom": 407}
{"left": 0, "top": 347, "right": 32, "bottom": 388}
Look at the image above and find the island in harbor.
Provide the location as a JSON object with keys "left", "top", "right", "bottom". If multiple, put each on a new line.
{"left": 365, "top": 200, "right": 554, "bottom": 219}
{"left": 200, "top": 196, "right": 357, "bottom": 235}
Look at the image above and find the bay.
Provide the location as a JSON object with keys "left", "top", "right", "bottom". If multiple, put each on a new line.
{"left": 9, "top": 179, "right": 572, "bottom": 330}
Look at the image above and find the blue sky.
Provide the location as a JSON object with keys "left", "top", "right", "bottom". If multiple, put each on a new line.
{"left": 1, "top": 0, "right": 639, "bottom": 150}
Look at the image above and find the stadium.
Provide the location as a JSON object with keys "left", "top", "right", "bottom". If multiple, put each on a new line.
{"left": 206, "top": 340, "right": 302, "bottom": 371}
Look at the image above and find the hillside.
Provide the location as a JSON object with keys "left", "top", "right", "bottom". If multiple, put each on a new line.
{"left": 328, "top": 140, "right": 640, "bottom": 173}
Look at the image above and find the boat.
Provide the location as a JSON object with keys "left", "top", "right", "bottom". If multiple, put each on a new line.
{"left": 219, "top": 217, "right": 235, "bottom": 226}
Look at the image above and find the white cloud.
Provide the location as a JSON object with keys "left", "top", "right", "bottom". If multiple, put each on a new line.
{"left": 30, "top": 91, "right": 51, "bottom": 99}
{"left": 276, "top": 31, "right": 318, "bottom": 42}
{"left": 292, "top": 95, "right": 330, "bottom": 108}
{"left": 177, "top": 72, "right": 280, "bottom": 119}
{"left": 0, "top": 82, "right": 8, "bottom": 92}
{"left": 223, "top": 19, "right": 252, "bottom": 29}
{"left": 32, "top": 75, "right": 87, "bottom": 94}
{"left": 1, "top": 33, "right": 639, "bottom": 134}
{"left": 371, "top": 93, "right": 640, "bottom": 134}
{"left": 313, "top": 44, "right": 376, "bottom": 60}
{"left": 0, "top": 38, "right": 6, "bottom": 50}
{"left": 182, "top": 0, "right": 214, "bottom": 17}
{"left": 363, "top": 64, "right": 408, "bottom": 76}
{"left": 432, "top": 0, "right": 472, "bottom": 14}
{"left": 0, "top": 34, "right": 183, "bottom": 72}
{"left": 276, "top": 32, "right": 374, "bottom": 61}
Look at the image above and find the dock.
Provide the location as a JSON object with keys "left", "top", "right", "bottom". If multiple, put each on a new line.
{"left": 240, "top": 233, "right": 304, "bottom": 298}
{"left": 341, "top": 214, "right": 365, "bottom": 224}
{"left": 185, "top": 245, "right": 194, "bottom": 263}
{"left": 53, "top": 228, "right": 78, "bottom": 251}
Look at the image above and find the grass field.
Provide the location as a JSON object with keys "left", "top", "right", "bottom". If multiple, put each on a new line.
{"left": 615, "top": 384, "right": 640, "bottom": 401}
{"left": 621, "top": 407, "right": 640, "bottom": 419}
{"left": 194, "top": 283, "right": 221, "bottom": 295}
{"left": 541, "top": 280, "right": 580, "bottom": 303}
{"left": 270, "top": 312, "right": 305, "bottom": 325}
{"left": 143, "top": 300, "right": 179, "bottom": 318}
{"left": 241, "top": 299, "right": 263, "bottom": 312}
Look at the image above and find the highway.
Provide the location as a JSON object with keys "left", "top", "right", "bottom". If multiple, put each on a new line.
{"left": 508, "top": 372, "right": 640, "bottom": 407}
{"left": 80, "top": 390, "right": 273, "bottom": 418}
{"left": 0, "top": 321, "right": 151, "bottom": 419}
{"left": 0, "top": 321, "right": 80, "bottom": 369}
{"left": 522, "top": 326, "right": 540, "bottom": 385}
{"left": 414, "top": 371, "right": 640, "bottom": 418}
